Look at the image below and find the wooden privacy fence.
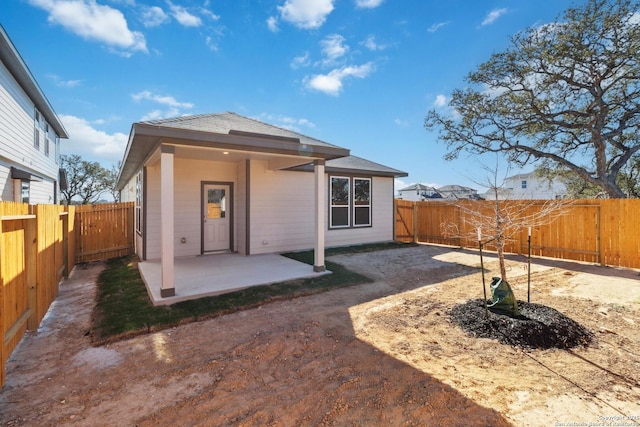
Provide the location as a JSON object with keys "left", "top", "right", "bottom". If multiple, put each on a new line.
{"left": 74, "top": 203, "right": 134, "bottom": 263}
{"left": 395, "top": 198, "right": 640, "bottom": 269}
{"left": 1, "top": 201, "right": 134, "bottom": 388}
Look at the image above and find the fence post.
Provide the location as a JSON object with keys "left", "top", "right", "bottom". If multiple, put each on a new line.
{"left": 26, "top": 217, "right": 38, "bottom": 330}
{"left": 597, "top": 204, "right": 604, "bottom": 266}
{"left": 61, "top": 213, "right": 69, "bottom": 278}
{"left": 412, "top": 203, "right": 418, "bottom": 243}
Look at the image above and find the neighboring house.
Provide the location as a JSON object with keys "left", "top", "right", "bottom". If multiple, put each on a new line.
{"left": 0, "top": 24, "right": 68, "bottom": 204}
{"left": 397, "top": 183, "right": 442, "bottom": 201}
{"left": 483, "top": 171, "right": 567, "bottom": 200}
{"left": 116, "top": 112, "right": 407, "bottom": 297}
{"left": 437, "top": 184, "right": 479, "bottom": 200}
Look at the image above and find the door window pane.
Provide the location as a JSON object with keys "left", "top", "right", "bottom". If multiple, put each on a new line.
{"left": 207, "top": 189, "right": 226, "bottom": 218}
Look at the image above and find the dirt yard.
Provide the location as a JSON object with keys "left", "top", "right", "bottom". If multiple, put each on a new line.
{"left": 1, "top": 245, "right": 639, "bottom": 426}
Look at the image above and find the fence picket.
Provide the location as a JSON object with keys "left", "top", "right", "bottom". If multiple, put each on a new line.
{"left": 1, "top": 202, "right": 134, "bottom": 389}
{"left": 395, "top": 199, "right": 640, "bottom": 269}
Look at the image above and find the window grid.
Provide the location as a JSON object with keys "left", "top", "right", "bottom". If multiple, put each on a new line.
{"left": 353, "top": 178, "right": 371, "bottom": 227}
{"left": 330, "top": 176, "right": 350, "bottom": 228}
{"left": 329, "top": 176, "right": 372, "bottom": 229}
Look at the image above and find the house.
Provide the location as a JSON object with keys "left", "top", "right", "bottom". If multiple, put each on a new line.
{"left": 397, "top": 183, "right": 442, "bottom": 201}
{"left": 116, "top": 112, "right": 407, "bottom": 300}
{"left": 0, "top": 24, "right": 68, "bottom": 204}
{"left": 437, "top": 184, "right": 479, "bottom": 200}
{"left": 483, "top": 171, "right": 567, "bottom": 200}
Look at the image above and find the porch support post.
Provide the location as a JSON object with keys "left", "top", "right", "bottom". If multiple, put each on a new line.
{"left": 160, "top": 145, "right": 175, "bottom": 297}
{"left": 313, "top": 159, "right": 326, "bottom": 272}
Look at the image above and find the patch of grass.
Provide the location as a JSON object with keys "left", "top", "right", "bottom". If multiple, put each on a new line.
{"left": 90, "top": 243, "right": 407, "bottom": 345}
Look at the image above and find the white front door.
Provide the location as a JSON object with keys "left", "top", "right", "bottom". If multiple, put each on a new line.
{"left": 203, "top": 184, "right": 231, "bottom": 252}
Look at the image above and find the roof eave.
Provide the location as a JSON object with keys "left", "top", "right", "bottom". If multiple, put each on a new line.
{"left": 116, "top": 122, "right": 351, "bottom": 190}
{"left": 0, "top": 25, "right": 68, "bottom": 139}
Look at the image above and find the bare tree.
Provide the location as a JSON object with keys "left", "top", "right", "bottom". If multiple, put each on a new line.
{"left": 440, "top": 163, "right": 570, "bottom": 283}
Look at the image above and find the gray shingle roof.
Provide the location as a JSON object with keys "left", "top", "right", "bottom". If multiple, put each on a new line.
{"left": 143, "top": 112, "right": 340, "bottom": 150}
{"left": 326, "top": 155, "right": 407, "bottom": 177}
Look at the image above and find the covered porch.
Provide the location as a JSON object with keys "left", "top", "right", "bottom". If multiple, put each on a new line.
{"left": 138, "top": 253, "right": 331, "bottom": 306}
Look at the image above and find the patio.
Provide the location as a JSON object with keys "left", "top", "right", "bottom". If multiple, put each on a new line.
{"left": 138, "top": 253, "right": 331, "bottom": 306}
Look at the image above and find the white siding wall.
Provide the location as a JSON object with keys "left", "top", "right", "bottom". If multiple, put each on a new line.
{"left": 397, "top": 190, "right": 421, "bottom": 201}
{"left": 249, "top": 160, "right": 395, "bottom": 254}
{"left": 235, "top": 160, "right": 247, "bottom": 255}
{"left": 119, "top": 174, "right": 142, "bottom": 259}
{"left": 0, "top": 164, "right": 12, "bottom": 200}
{"left": 145, "top": 157, "right": 241, "bottom": 260}
{"left": 0, "top": 60, "right": 61, "bottom": 202}
{"left": 249, "top": 160, "right": 316, "bottom": 254}
{"left": 138, "top": 155, "right": 397, "bottom": 260}
{"left": 506, "top": 177, "right": 567, "bottom": 199}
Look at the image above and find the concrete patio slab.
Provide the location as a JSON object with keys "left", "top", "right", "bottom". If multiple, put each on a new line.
{"left": 138, "top": 253, "right": 331, "bottom": 306}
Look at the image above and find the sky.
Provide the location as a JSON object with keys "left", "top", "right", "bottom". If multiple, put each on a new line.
{"left": 1, "top": 0, "right": 580, "bottom": 193}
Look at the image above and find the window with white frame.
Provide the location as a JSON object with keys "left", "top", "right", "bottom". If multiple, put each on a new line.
{"left": 353, "top": 178, "right": 371, "bottom": 227}
{"left": 135, "top": 170, "right": 143, "bottom": 234}
{"left": 329, "top": 176, "right": 372, "bottom": 228}
{"left": 34, "top": 110, "right": 41, "bottom": 149}
{"left": 55, "top": 136, "right": 60, "bottom": 164}
{"left": 521, "top": 180, "right": 527, "bottom": 189}
{"left": 20, "top": 180, "right": 30, "bottom": 203}
{"left": 45, "top": 123, "right": 50, "bottom": 156}
{"left": 330, "top": 176, "right": 350, "bottom": 228}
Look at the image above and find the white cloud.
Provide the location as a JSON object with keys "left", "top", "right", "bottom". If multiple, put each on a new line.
{"left": 132, "top": 91, "right": 194, "bottom": 120}
{"left": 427, "top": 21, "right": 449, "bottom": 33}
{"left": 47, "top": 74, "right": 82, "bottom": 87}
{"left": 28, "top": 0, "right": 147, "bottom": 54}
{"left": 361, "top": 35, "right": 387, "bottom": 51}
{"left": 131, "top": 90, "right": 194, "bottom": 109}
{"left": 320, "top": 34, "right": 348, "bottom": 65}
{"left": 355, "top": 0, "right": 383, "bottom": 8}
{"left": 481, "top": 8, "right": 507, "bottom": 26}
{"left": 59, "top": 115, "right": 128, "bottom": 164}
{"left": 290, "top": 51, "right": 310, "bottom": 69}
{"left": 433, "top": 94, "right": 447, "bottom": 107}
{"left": 206, "top": 36, "right": 218, "bottom": 52}
{"left": 394, "top": 178, "right": 407, "bottom": 193}
{"left": 257, "top": 113, "right": 316, "bottom": 132}
{"left": 139, "top": 108, "right": 182, "bottom": 121}
{"left": 304, "top": 62, "right": 375, "bottom": 96}
{"left": 394, "top": 118, "right": 408, "bottom": 127}
{"left": 267, "top": 16, "right": 279, "bottom": 32}
{"left": 141, "top": 6, "right": 169, "bottom": 27}
{"left": 278, "top": 0, "right": 334, "bottom": 29}
{"left": 200, "top": 7, "right": 220, "bottom": 21}
{"left": 167, "top": 1, "right": 202, "bottom": 27}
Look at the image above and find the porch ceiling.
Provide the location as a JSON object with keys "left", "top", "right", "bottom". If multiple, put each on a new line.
{"left": 151, "top": 144, "right": 318, "bottom": 171}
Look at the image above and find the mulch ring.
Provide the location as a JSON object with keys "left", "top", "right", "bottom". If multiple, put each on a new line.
{"left": 449, "top": 299, "right": 594, "bottom": 350}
